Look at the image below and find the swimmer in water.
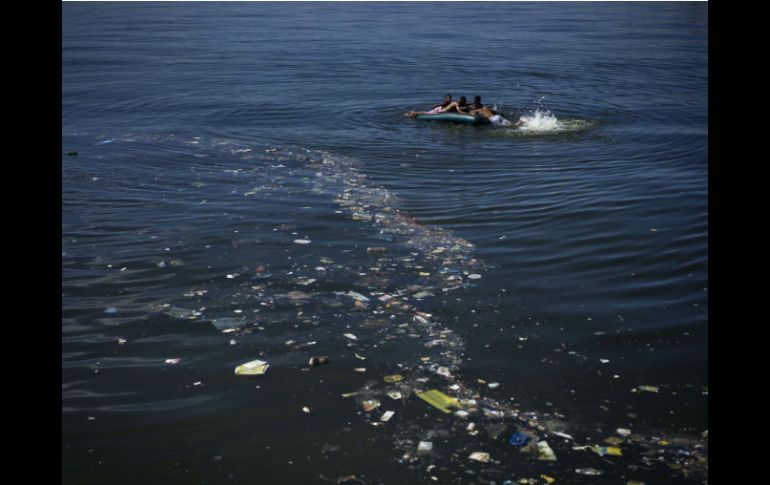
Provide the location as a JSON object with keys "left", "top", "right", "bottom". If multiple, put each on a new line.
{"left": 468, "top": 96, "right": 516, "bottom": 125}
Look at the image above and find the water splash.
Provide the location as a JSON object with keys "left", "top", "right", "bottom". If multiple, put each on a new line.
{"left": 517, "top": 109, "right": 565, "bottom": 132}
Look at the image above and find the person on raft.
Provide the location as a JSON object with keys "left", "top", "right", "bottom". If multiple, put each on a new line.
{"left": 404, "top": 94, "right": 452, "bottom": 118}
{"left": 405, "top": 95, "right": 470, "bottom": 118}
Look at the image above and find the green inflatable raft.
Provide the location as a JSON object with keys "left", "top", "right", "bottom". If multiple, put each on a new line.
{"left": 415, "top": 113, "right": 491, "bottom": 125}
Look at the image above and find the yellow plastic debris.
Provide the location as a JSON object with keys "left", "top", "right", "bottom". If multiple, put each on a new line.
{"left": 415, "top": 389, "right": 460, "bottom": 414}
{"left": 383, "top": 374, "right": 403, "bottom": 383}
{"left": 468, "top": 451, "right": 490, "bottom": 462}
{"left": 234, "top": 359, "right": 269, "bottom": 375}
{"left": 540, "top": 474, "right": 556, "bottom": 484}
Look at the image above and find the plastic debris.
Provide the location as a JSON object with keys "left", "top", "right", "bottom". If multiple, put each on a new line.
{"left": 468, "top": 452, "right": 491, "bottom": 463}
{"left": 591, "top": 446, "right": 622, "bottom": 457}
{"left": 343, "top": 333, "right": 358, "bottom": 340}
{"left": 552, "top": 431, "right": 574, "bottom": 440}
{"left": 66, "top": 151, "right": 78, "bottom": 156}
{"left": 293, "top": 239, "right": 312, "bottom": 244}
{"left": 616, "top": 428, "right": 632, "bottom": 437}
{"left": 536, "top": 441, "right": 557, "bottom": 461}
{"left": 163, "top": 307, "right": 200, "bottom": 320}
{"left": 436, "top": 367, "right": 452, "bottom": 378}
{"left": 164, "top": 358, "right": 181, "bottom": 365}
{"left": 483, "top": 407, "right": 505, "bottom": 418}
{"left": 346, "top": 291, "right": 370, "bottom": 303}
{"left": 383, "top": 374, "right": 403, "bottom": 383}
{"left": 387, "top": 391, "right": 402, "bottom": 400}
{"left": 487, "top": 382, "right": 500, "bottom": 389}
{"left": 467, "top": 274, "right": 482, "bottom": 280}
{"left": 454, "top": 410, "right": 469, "bottom": 418}
{"left": 415, "top": 389, "right": 460, "bottom": 414}
{"left": 354, "top": 368, "right": 366, "bottom": 373}
{"left": 234, "top": 359, "right": 269, "bottom": 375}
{"left": 380, "top": 410, "right": 395, "bottom": 422}
{"left": 302, "top": 406, "right": 311, "bottom": 414}
{"left": 309, "top": 356, "right": 330, "bottom": 367}
{"left": 575, "top": 468, "right": 603, "bottom": 476}
{"left": 509, "top": 432, "right": 529, "bottom": 446}
{"left": 540, "top": 475, "right": 555, "bottom": 484}
{"left": 362, "top": 399, "right": 381, "bottom": 412}
{"left": 117, "top": 338, "right": 127, "bottom": 345}
{"left": 417, "top": 441, "right": 433, "bottom": 455}
{"left": 637, "top": 385, "right": 659, "bottom": 393}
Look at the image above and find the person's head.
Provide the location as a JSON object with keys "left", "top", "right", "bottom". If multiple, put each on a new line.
{"left": 458, "top": 96, "right": 467, "bottom": 106}
{"left": 472, "top": 96, "right": 482, "bottom": 108}
{"left": 442, "top": 94, "right": 452, "bottom": 106}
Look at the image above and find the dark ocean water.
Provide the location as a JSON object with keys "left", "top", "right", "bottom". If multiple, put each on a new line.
{"left": 62, "top": 3, "right": 708, "bottom": 484}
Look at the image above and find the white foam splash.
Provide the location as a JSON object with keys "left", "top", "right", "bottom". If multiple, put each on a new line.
{"left": 517, "top": 109, "right": 565, "bottom": 132}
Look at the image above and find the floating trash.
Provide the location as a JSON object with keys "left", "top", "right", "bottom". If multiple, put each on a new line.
{"left": 309, "top": 356, "right": 330, "bottom": 367}
{"left": 436, "top": 367, "right": 452, "bottom": 378}
{"left": 346, "top": 291, "right": 370, "bottom": 303}
{"left": 343, "top": 333, "right": 358, "bottom": 340}
{"left": 591, "top": 446, "right": 622, "bottom": 457}
{"left": 536, "top": 441, "right": 557, "bottom": 461}
{"left": 362, "top": 400, "right": 381, "bottom": 412}
{"left": 164, "top": 358, "right": 181, "bottom": 365}
{"left": 380, "top": 410, "right": 395, "bottom": 422}
{"left": 163, "top": 307, "right": 199, "bottom": 320}
{"left": 575, "top": 468, "right": 603, "bottom": 476}
{"left": 552, "top": 431, "right": 574, "bottom": 440}
{"left": 383, "top": 374, "right": 403, "bottom": 383}
{"left": 415, "top": 389, "right": 459, "bottom": 414}
{"left": 509, "top": 432, "right": 529, "bottom": 446}
{"left": 637, "top": 385, "right": 660, "bottom": 393}
{"left": 293, "top": 239, "right": 312, "bottom": 244}
{"left": 417, "top": 441, "right": 433, "bottom": 455}
{"left": 234, "top": 359, "right": 269, "bottom": 375}
{"left": 468, "top": 452, "right": 491, "bottom": 463}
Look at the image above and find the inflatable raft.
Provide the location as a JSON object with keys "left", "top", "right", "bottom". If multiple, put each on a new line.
{"left": 415, "top": 113, "right": 491, "bottom": 125}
